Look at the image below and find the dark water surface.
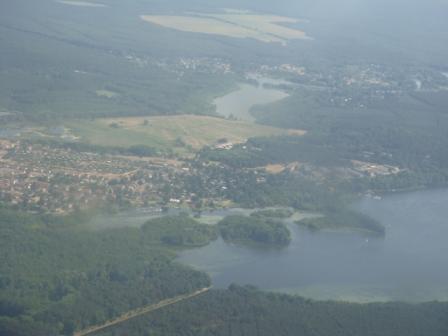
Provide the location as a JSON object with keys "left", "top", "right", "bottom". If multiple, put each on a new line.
{"left": 178, "top": 189, "right": 448, "bottom": 302}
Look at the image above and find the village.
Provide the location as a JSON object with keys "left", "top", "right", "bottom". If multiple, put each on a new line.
{"left": 0, "top": 136, "right": 404, "bottom": 214}
{"left": 0, "top": 139, "right": 195, "bottom": 213}
{"left": 0, "top": 139, "right": 267, "bottom": 214}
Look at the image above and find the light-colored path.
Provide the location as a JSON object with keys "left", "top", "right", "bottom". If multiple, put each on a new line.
{"left": 73, "top": 287, "right": 211, "bottom": 336}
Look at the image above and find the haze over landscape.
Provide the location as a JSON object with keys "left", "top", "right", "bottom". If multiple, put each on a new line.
{"left": 1, "top": 0, "right": 448, "bottom": 335}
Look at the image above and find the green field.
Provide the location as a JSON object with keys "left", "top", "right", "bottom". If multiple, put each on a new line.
{"left": 68, "top": 115, "right": 303, "bottom": 153}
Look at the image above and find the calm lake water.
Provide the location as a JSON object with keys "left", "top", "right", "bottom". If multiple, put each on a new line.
{"left": 178, "top": 189, "right": 448, "bottom": 302}
{"left": 213, "top": 78, "right": 289, "bottom": 122}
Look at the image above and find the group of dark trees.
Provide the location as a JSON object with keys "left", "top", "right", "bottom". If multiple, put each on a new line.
{"left": 218, "top": 215, "right": 291, "bottom": 246}
{"left": 297, "top": 209, "right": 385, "bottom": 236}
{"left": 0, "top": 208, "right": 211, "bottom": 335}
{"left": 22, "top": 138, "right": 161, "bottom": 158}
{"left": 252, "top": 87, "right": 448, "bottom": 190}
{"left": 142, "top": 215, "right": 217, "bottom": 247}
{"left": 95, "top": 285, "right": 448, "bottom": 336}
{"left": 225, "top": 172, "right": 344, "bottom": 211}
{"left": 250, "top": 208, "right": 294, "bottom": 219}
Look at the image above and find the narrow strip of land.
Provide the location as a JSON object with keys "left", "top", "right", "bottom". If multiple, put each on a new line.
{"left": 73, "top": 287, "right": 211, "bottom": 336}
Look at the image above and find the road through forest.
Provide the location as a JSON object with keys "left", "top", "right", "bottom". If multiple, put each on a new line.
{"left": 73, "top": 287, "right": 211, "bottom": 336}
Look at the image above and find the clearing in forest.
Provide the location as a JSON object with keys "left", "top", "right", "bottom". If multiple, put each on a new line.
{"left": 68, "top": 115, "right": 305, "bottom": 152}
{"left": 55, "top": 1, "right": 107, "bottom": 7}
{"left": 141, "top": 13, "right": 311, "bottom": 45}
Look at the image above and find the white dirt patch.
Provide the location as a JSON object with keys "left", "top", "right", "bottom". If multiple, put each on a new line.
{"left": 55, "top": 1, "right": 107, "bottom": 8}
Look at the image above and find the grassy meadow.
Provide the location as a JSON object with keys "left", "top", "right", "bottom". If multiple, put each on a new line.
{"left": 68, "top": 115, "right": 303, "bottom": 153}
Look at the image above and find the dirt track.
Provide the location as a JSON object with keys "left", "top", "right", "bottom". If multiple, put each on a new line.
{"left": 73, "top": 287, "right": 211, "bottom": 336}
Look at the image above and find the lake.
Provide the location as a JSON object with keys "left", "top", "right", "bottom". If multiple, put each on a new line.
{"left": 213, "top": 78, "right": 289, "bottom": 122}
{"left": 178, "top": 189, "right": 448, "bottom": 302}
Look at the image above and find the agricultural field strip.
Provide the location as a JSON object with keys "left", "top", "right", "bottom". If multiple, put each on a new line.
{"left": 141, "top": 15, "right": 274, "bottom": 42}
{"left": 141, "top": 13, "right": 309, "bottom": 44}
{"left": 55, "top": 0, "right": 107, "bottom": 7}
{"left": 200, "top": 13, "right": 308, "bottom": 40}
{"left": 70, "top": 115, "right": 304, "bottom": 150}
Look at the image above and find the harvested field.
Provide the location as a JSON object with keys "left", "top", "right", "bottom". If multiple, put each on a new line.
{"left": 55, "top": 1, "right": 106, "bottom": 7}
{"left": 141, "top": 13, "right": 310, "bottom": 45}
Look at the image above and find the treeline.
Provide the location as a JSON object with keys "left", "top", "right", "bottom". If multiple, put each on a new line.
{"left": 224, "top": 172, "right": 345, "bottom": 211}
{"left": 96, "top": 285, "right": 448, "bottom": 336}
{"left": 142, "top": 215, "right": 217, "bottom": 247}
{"left": 21, "top": 138, "right": 162, "bottom": 157}
{"left": 0, "top": 207, "right": 211, "bottom": 335}
{"left": 250, "top": 88, "right": 448, "bottom": 190}
{"left": 250, "top": 208, "right": 294, "bottom": 219}
{"left": 218, "top": 215, "right": 291, "bottom": 246}
{"left": 199, "top": 135, "right": 345, "bottom": 168}
{"left": 344, "top": 169, "right": 448, "bottom": 194}
{"left": 178, "top": 161, "right": 345, "bottom": 212}
{"left": 201, "top": 129, "right": 448, "bottom": 195}
{"left": 297, "top": 209, "right": 385, "bottom": 236}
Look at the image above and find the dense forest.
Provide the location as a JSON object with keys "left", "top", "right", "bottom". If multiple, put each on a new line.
{"left": 297, "top": 209, "right": 385, "bottom": 235}
{"left": 218, "top": 215, "right": 291, "bottom": 246}
{"left": 250, "top": 208, "right": 294, "bottom": 219}
{"left": 0, "top": 207, "right": 211, "bottom": 335}
{"left": 142, "top": 215, "right": 217, "bottom": 247}
{"left": 0, "top": 1, "right": 242, "bottom": 122}
{"left": 95, "top": 285, "right": 448, "bottom": 336}
{"left": 222, "top": 171, "right": 344, "bottom": 211}
{"left": 250, "top": 88, "right": 448, "bottom": 191}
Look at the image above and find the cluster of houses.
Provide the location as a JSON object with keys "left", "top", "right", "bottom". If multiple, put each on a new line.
{"left": 0, "top": 140, "right": 199, "bottom": 213}
{"left": 351, "top": 160, "right": 401, "bottom": 178}
{"left": 0, "top": 137, "right": 282, "bottom": 214}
